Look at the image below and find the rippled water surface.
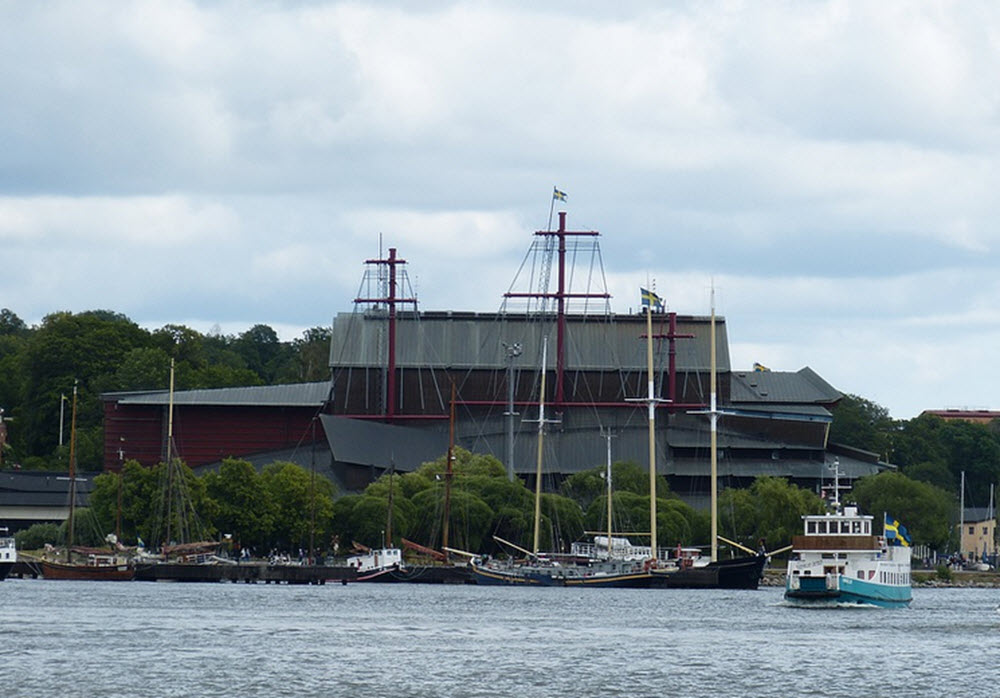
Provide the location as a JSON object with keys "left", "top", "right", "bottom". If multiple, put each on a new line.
{"left": 2, "top": 580, "right": 998, "bottom": 697}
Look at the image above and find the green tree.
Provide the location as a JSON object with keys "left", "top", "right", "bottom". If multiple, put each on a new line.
{"left": 849, "top": 471, "right": 954, "bottom": 549}
{"left": 88, "top": 460, "right": 160, "bottom": 546}
{"left": 260, "top": 461, "right": 336, "bottom": 551}
{"left": 202, "top": 458, "right": 277, "bottom": 550}
{"left": 830, "top": 394, "right": 895, "bottom": 458}
{"left": 560, "top": 461, "right": 668, "bottom": 510}
{"left": 718, "top": 477, "right": 826, "bottom": 553}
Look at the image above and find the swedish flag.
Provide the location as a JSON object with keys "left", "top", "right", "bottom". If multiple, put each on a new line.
{"left": 884, "top": 515, "right": 911, "bottom": 546}
{"left": 640, "top": 287, "right": 663, "bottom": 312}
{"left": 553, "top": 187, "right": 567, "bottom": 201}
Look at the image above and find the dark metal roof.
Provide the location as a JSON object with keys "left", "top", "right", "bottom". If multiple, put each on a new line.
{"left": 0, "top": 471, "right": 92, "bottom": 507}
{"left": 106, "top": 382, "right": 330, "bottom": 408}
{"left": 320, "top": 416, "right": 446, "bottom": 472}
{"left": 963, "top": 508, "right": 995, "bottom": 523}
{"left": 329, "top": 310, "right": 730, "bottom": 372}
{"left": 730, "top": 367, "right": 841, "bottom": 405}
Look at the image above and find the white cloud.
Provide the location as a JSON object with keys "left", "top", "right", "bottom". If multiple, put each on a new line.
{"left": 3, "top": 1, "right": 1000, "bottom": 419}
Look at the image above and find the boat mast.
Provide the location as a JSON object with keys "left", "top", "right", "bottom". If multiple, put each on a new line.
{"left": 604, "top": 428, "right": 614, "bottom": 558}
{"left": 532, "top": 338, "right": 549, "bottom": 555}
{"left": 443, "top": 382, "right": 456, "bottom": 555}
{"left": 67, "top": 380, "right": 78, "bottom": 555}
{"left": 709, "top": 289, "right": 718, "bottom": 563}
{"left": 960, "top": 470, "right": 965, "bottom": 558}
{"left": 689, "top": 286, "right": 731, "bottom": 563}
{"left": 165, "top": 358, "right": 176, "bottom": 547}
{"left": 645, "top": 297, "right": 658, "bottom": 559}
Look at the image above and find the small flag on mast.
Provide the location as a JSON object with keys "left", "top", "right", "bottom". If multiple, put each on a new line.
{"left": 640, "top": 287, "right": 663, "bottom": 312}
{"left": 553, "top": 187, "right": 567, "bottom": 201}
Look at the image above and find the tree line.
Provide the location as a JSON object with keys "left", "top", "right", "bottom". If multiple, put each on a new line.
{"left": 17, "top": 445, "right": 961, "bottom": 560}
{"left": 0, "top": 308, "right": 330, "bottom": 470}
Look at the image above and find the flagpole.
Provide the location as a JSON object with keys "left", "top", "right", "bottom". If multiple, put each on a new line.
{"left": 547, "top": 190, "right": 556, "bottom": 231}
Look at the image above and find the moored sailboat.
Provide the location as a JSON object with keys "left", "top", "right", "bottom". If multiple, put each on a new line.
{"left": 40, "top": 381, "right": 136, "bottom": 581}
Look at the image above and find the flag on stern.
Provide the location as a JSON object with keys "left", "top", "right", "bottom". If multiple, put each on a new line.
{"left": 884, "top": 515, "right": 911, "bottom": 546}
{"left": 640, "top": 287, "right": 663, "bottom": 312}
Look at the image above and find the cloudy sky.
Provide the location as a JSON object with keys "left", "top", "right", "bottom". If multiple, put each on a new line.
{"left": 3, "top": 0, "right": 1000, "bottom": 419}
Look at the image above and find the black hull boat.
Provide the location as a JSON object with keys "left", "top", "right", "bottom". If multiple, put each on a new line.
{"left": 648, "top": 555, "right": 766, "bottom": 589}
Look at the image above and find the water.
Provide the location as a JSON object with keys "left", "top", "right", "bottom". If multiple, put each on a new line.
{"left": 2, "top": 580, "right": 998, "bottom": 697}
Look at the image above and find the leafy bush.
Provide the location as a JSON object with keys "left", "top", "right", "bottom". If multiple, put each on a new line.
{"left": 15, "top": 522, "right": 60, "bottom": 551}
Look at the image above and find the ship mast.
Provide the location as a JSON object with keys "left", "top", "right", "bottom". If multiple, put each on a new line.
{"left": 532, "top": 338, "right": 549, "bottom": 555}
{"left": 354, "top": 247, "right": 418, "bottom": 420}
{"left": 503, "top": 212, "right": 608, "bottom": 406}
{"left": 690, "top": 286, "right": 731, "bottom": 563}
{"left": 67, "top": 380, "right": 78, "bottom": 556}
{"left": 442, "top": 382, "right": 456, "bottom": 556}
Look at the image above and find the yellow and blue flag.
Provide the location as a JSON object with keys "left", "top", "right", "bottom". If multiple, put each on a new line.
{"left": 884, "top": 515, "right": 911, "bottom": 546}
{"left": 640, "top": 287, "right": 663, "bottom": 312}
{"left": 553, "top": 187, "right": 567, "bottom": 201}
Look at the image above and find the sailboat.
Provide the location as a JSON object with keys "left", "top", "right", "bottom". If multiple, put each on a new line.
{"left": 645, "top": 288, "right": 767, "bottom": 589}
{"left": 39, "top": 381, "right": 135, "bottom": 581}
{"left": 470, "top": 339, "right": 653, "bottom": 586}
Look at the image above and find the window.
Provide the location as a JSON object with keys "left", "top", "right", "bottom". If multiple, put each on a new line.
{"left": 807, "top": 521, "right": 816, "bottom": 534}
{"left": 852, "top": 521, "right": 861, "bottom": 534}
{"left": 969, "top": 526, "right": 975, "bottom": 535}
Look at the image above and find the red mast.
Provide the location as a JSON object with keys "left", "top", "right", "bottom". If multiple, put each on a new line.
{"left": 354, "top": 247, "right": 417, "bottom": 420}
{"left": 503, "top": 211, "right": 609, "bottom": 404}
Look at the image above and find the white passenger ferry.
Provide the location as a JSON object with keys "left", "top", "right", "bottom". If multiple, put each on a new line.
{"left": 0, "top": 528, "right": 16, "bottom": 581}
{"left": 785, "top": 506, "right": 912, "bottom": 608}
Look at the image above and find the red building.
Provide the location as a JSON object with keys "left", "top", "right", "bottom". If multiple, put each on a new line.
{"left": 102, "top": 383, "right": 330, "bottom": 471}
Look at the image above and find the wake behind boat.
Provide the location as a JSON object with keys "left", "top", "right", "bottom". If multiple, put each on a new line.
{"left": 785, "top": 507, "right": 912, "bottom": 608}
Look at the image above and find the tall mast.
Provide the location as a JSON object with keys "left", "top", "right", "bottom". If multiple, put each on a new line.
{"left": 165, "top": 358, "right": 175, "bottom": 547}
{"left": 960, "top": 470, "right": 965, "bottom": 557}
{"left": 646, "top": 300, "right": 658, "bottom": 558}
{"left": 443, "top": 382, "right": 456, "bottom": 554}
{"left": 689, "top": 286, "right": 731, "bottom": 563}
{"left": 503, "top": 212, "right": 608, "bottom": 406}
{"left": 604, "top": 428, "right": 614, "bottom": 558}
{"left": 709, "top": 289, "right": 718, "bottom": 563}
{"left": 532, "top": 338, "right": 549, "bottom": 555}
{"left": 67, "top": 380, "right": 78, "bottom": 554}
{"left": 354, "top": 247, "right": 418, "bottom": 420}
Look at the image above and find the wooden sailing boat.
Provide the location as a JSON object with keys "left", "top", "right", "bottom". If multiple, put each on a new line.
{"left": 40, "top": 381, "right": 134, "bottom": 581}
{"left": 646, "top": 287, "right": 766, "bottom": 589}
{"left": 470, "top": 339, "right": 653, "bottom": 586}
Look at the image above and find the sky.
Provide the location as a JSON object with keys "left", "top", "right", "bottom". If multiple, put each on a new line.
{"left": 3, "top": 0, "right": 1000, "bottom": 420}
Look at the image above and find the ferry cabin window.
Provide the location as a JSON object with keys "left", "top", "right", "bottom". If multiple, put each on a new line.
{"left": 841, "top": 522, "right": 850, "bottom": 533}
{"left": 816, "top": 522, "right": 826, "bottom": 534}
{"left": 807, "top": 521, "right": 816, "bottom": 534}
{"left": 863, "top": 521, "right": 870, "bottom": 534}
{"left": 852, "top": 521, "right": 861, "bottom": 534}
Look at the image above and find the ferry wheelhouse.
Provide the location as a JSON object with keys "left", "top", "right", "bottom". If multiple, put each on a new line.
{"left": 785, "top": 506, "right": 912, "bottom": 608}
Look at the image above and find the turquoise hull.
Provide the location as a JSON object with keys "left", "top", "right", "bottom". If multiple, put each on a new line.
{"left": 785, "top": 574, "right": 911, "bottom": 608}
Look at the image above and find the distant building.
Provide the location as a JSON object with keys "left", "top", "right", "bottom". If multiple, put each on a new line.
{"left": 921, "top": 409, "right": 1000, "bottom": 424}
{"left": 0, "top": 470, "right": 92, "bottom": 532}
{"left": 959, "top": 507, "right": 996, "bottom": 561}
